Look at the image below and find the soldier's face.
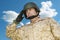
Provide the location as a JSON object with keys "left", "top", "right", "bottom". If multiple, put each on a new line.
{"left": 26, "top": 8, "right": 38, "bottom": 18}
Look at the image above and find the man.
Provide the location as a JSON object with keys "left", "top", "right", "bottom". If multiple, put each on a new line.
{"left": 6, "top": 2, "right": 60, "bottom": 40}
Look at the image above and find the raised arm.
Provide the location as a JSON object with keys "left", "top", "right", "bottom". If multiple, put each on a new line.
{"left": 6, "top": 10, "right": 24, "bottom": 39}
{"left": 6, "top": 22, "right": 17, "bottom": 38}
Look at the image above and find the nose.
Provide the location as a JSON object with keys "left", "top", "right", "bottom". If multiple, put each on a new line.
{"left": 27, "top": 9, "right": 31, "bottom": 13}
{"left": 26, "top": 10, "right": 33, "bottom": 17}
{"left": 26, "top": 10, "right": 31, "bottom": 15}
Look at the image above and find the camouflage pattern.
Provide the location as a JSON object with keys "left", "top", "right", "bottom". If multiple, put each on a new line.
{"left": 6, "top": 18, "right": 60, "bottom": 40}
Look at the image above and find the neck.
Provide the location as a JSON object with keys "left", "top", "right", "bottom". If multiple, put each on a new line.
{"left": 30, "top": 16, "right": 41, "bottom": 23}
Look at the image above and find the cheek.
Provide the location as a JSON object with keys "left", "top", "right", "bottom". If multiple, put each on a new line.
{"left": 26, "top": 12, "right": 28, "bottom": 16}
{"left": 31, "top": 10, "right": 37, "bottom": 15}
{"left": 25, "top": 9, "right": 37, "bottom": 16}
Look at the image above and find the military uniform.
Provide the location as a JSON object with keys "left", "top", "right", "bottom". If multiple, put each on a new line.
{"left": 6, "top": 18, "right": 60, "bottom": 40}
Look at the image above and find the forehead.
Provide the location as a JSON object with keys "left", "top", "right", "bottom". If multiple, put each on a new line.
{"left": 26, "top": 8, "right": 36, "bottom": 11}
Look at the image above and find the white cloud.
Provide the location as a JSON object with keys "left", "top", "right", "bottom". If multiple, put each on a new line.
{"left": 3, "top": 11, "right": 18, "bottom": 23}
{"left": 39, "top": 1, "right": 58, "bottom": 18}
{"left": 17, "top": 22, "right": 24, "bottom": 28}
{"left": 2, "top": 10, "right": 24, "bottom": 27}
{"left": 2, "top": 1, "right": 58, "bottom": 27}
{"left": 26, "top": 22, "right": 30, "bottom": 24}
{"left": 20, "top": 22, "right": 24, "bottom": 26}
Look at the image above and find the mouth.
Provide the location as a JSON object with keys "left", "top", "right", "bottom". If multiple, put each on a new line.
{"left": 26, "top": 15, "right": 37, "bottom": 19}
{"left": 27, "top": 14, "right": 35, "bottom": 18}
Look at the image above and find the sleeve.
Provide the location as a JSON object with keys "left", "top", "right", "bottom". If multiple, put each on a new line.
{"left": 6, "top": 22, "right": 24, "bottom": 40}
{"left": 49, "top": 18, "right": 60, "bottom": 40}
{"left": 6, "top": 23, "right": 17, "bottom": 39}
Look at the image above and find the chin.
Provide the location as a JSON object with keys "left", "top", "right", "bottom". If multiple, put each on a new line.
{"left": 27, "top": 15, "right": 35, "bottom": 17}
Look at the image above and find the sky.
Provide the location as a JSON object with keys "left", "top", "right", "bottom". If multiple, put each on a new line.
{"left": 0, "top": 0, "right": 60, "bottom": 40}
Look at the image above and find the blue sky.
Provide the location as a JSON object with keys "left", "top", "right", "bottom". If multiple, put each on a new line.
{"left": 0, "top": 0, "right": 60, "bottom": 40}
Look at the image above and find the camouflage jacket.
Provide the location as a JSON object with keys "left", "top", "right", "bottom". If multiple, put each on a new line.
{"left": 6, "top": 18, "right": 60, "bottom": 40}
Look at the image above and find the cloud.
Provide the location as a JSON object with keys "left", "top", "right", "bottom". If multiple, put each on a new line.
{"left": 2, "top": 1, "right": 58, "bottom": 27}
{"left": 17, "top": 22, "right": 24, "bottom": 28}
{"left": 26, "top": 22, "right": 30, "bottom": 24}
{"left": 3, "top": 11, "right": 18, "bottom": 23}
{"left": 39, "top": 1, "right": 58, "bottom": 18}
{"left": 2, "top": 10, "right": 24, "bottom": 27}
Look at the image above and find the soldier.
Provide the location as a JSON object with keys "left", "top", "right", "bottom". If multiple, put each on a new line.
{"left": 6, "top": 2, "right": 60, "bottom": 40}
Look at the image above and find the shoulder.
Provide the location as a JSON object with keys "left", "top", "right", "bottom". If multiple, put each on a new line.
{"left": 37, "top": 17, "right": 57, "bottom": 26}
{"left": 16, "top": 23, "right": 32, "bottom": 31}
{"left": 38, "top": 17, "right": 54, "bottom": 23}
{"left": 43, "top": 17, "right": 57, "bottom": 23}
{"left": 43, "top": 17, "right": 54, "bottom": 21}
